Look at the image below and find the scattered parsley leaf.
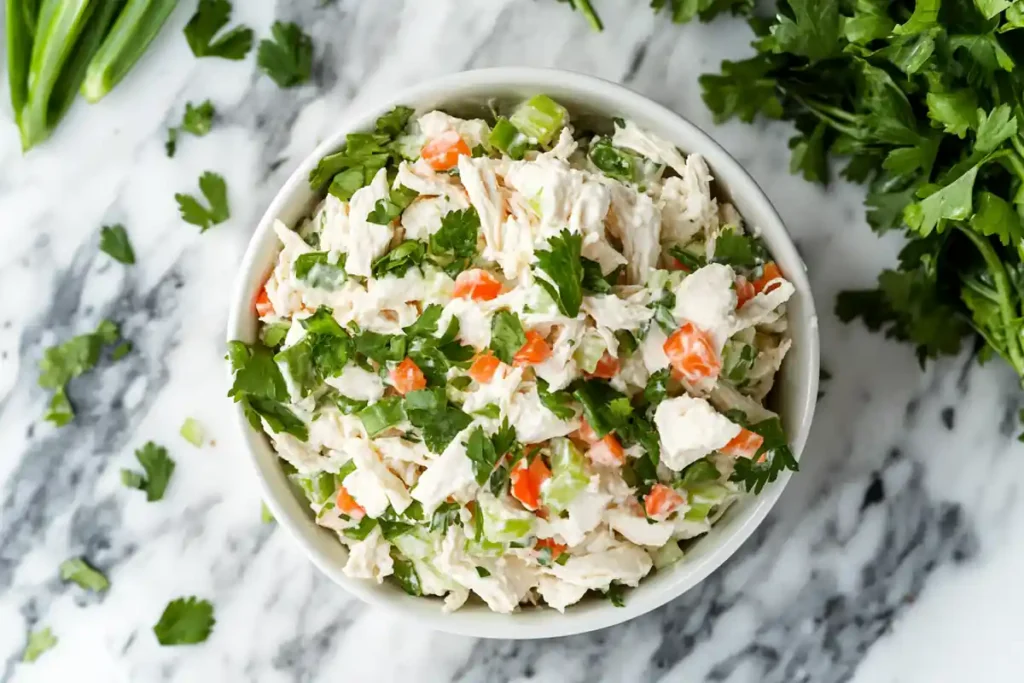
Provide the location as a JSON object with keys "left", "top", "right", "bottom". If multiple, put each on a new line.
{"left": 175, "top": 171, "right": 230, "bottom": 232}
{"left": 184, "top": 0, "right": 253, "bottom": 60}
{"left": 257, "top": 21, "right": 313, "bottom": 88}
{"left": 22, "top": 627, "right": 57, "bottom": 662}
{"left": 534, "top": 229, "right": 584, "bottom": 317}
{"left": 99, "top": 225, "right": 135, "bottom": 264}
{"left": 153, "top": 597, "right": 215, "bottom": 646}
{"left": 59, "top": 557, "right": 109, "bottom": 592}
{"left": 111, "top": 341, "right": 132, "bottom": 361}
{"left": 166, "top": 101, "right": 216, "bottom": 157}
{"left": 121, "top": 441, "right": 175, "bottom": 502}
{"left": 44, "top": 388, "right": 74, "bottom": 426}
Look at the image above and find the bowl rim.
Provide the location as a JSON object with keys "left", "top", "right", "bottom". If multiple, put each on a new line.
{"left": 226, "top": 67, "right": 819, "bottom": 639}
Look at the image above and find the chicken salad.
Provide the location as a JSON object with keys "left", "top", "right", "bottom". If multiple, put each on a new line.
{"left": 227, "top": 95, "right": 798, "bottom": 613}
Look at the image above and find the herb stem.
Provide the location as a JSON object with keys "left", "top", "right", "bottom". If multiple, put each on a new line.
{"left": 957, "top": 224, "right": 1024, "bottom": 376}
{"left": 790, "top": 94, "right": 864, "bottom": 139}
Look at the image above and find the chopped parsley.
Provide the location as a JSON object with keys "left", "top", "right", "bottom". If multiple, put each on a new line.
{"left": 99, "top": 224, "right": 135, "bottom": 264}
{"left": 121, "top": 441, "right": 175, "bottom": 502}
{"left": 367, "top": 185, "right": 419, "bottom": 225}
{"left": 175, "top": 171, "right": 230, "bottom": 232}
{"left": 309, "top": 106, "right": 414, "bottom": 195}
{"left": 227, "top": 341, "right": 307, "bottom": 441}
{"left": 725, "top": 411, "right": 799, "bottom": 494}
{"left": 257, "top": 21, "right": 313, "bottom": 88}
{"left": 489, "top": 310, "right": 526, "bottom": 364}
{"left": 184, "top": 0, "right": 253, "bottom": 60}
{"left": 429, "top": 207, "right": 480, "bottom": 273}
{"left": 534, "top": 229, "right": 584, "bottom": 317}
{"left": 38, "top": 320, "right": 122, "bottom": 426}
{"left": 153, "top": 597, "right": 215, "bottom": 646}
{"left": 166, "top": 100, "right": 215, "bottom": 157}
{"left": 391, "top": 554, "right": 423, "bottom": 596}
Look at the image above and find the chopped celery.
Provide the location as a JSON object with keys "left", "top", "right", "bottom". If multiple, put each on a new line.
{"left": 722, "top": 340, "right": 757, "bottom": 383}
{"left": 291, "top": 471, "right": 336, "bottom": 506}
{"left": 542, "top": 438, "right": 590, "bottom": 512}
{"left": 357, "top": 396, "right": 406, "bottom": 436}
{"left": 81, "top": 0, "right": 178, "bottom": 103}
{"left": 19, "top": 0, "right": 98, "bottom": 149}
{"left": 651, "top": 541, "right": 684, "bottom": 569}
{"left": 179, "top": 417, "right": 205, "bottom": 447}
{"left": 478, "top": 493, "right": 533, "bottom": 543}
{"left": 684, "top": 502, "right": 714, "bottom": 522}
{"left": 573, "top": 330, "right": 607, "bottom": 374}
{"left": 489, "top": 117, "right": 530, "bottom": 160}
{"left": 509, "top": 95, "right": 568, "bottom": 146}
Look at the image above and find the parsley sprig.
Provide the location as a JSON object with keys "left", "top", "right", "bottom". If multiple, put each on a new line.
{"left": 701, "top": 1, "right": 1024, "bottom": 388}
{"left": 184, "top": 0, "right": 253, "bottom": 60}
{"left": 257, "top": 21, "right": 313, "bottom": 88}
{"left": 176, "top": 171, "right": 230, "bottom": 232}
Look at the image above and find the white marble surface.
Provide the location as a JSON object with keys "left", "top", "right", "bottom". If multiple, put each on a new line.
{"left": 2, "top": 1, "right": 1024, "bottom": 681}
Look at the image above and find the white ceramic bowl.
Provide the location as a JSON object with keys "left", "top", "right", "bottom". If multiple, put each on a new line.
{"left": 227, "top": 68, "right": 819, "bottom": 639}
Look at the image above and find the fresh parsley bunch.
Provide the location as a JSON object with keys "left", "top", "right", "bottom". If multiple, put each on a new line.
{"left": 702, "top": 0, "right": 1024, "bottom": 380}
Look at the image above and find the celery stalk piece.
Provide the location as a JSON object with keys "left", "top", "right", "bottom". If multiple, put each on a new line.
{"left": 509, "top": 95, "right": 569, "bottom": 146}
{"left": 19, "top": 0, "right": 97, "bottom": 150}
{"left": 48, "top": 0, "right": 124, "bottom": 126}
{"left": 6, "top": 0, "right": 39, "bottom": 121}
{"left": 81, "top": 0, "right": 179, "bottom": 103}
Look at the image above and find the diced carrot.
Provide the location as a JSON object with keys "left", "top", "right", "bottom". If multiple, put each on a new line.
{"left": 578, "top": 419, "right": 599, "bottom": 444}
{"left": 513, "top": 330, "right": 552, "bottom": 366}
{"left": 753, "top": 262, "right": 784, "bottom": 295}
{"left": 336, "top": 485, "right": 365, "bottom": 518}
{"left": 255, "top": 287, "right": 274, "bottom": 317}
{"left": 510, "top": 455, "right": 552, "bottom": 510}
{"left": 663, "top": 321, "right": 721, "bottom": 383}
{"left": 721, "top": 427, "right": 764, "bottom": 459}
{"left": 644, "top": 483, "right": 685, "bottom": 518}
{"left": 669, "top": 258, "right": 691, "bottom": 273}
{"left": 390, "top": 357, "right": 427, "bottom": 395}
{"left": 587, "top": 434, "right": 625, "bottom": 466}
{"left": 453, "top": 269, "right": 502, "bottom": 301}
{"left": 421, "top": 130, "right": 471, "bottom": 171}
{"left": 536, "top": 537, "right": 567, "bottom": 558}
{"left": 735, "top": 276, "right": 756, "bottom": 309}
{"left": 468, "top": 353, "right": 501, "bottom": 383}
{"left": 587, "top": 351, "right": 620, "bottom": 379}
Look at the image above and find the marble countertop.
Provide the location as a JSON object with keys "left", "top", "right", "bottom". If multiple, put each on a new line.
{"left": 3, "top": 1, "right": 1024, "bottom": 681}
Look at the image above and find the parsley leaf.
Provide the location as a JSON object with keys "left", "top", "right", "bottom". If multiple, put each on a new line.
{"left": 257, "top": 21, "right": 313, "bottom": 88}
{"left": 429, "top": 207, "right": 480, "bottom": 270}
{"left": 726, "top": 413, "right": 799, "bottom": 494}
{"left": 404, "top": 389, "right": 472, "bottom": 453}
{"left": 44, "top": 388, "right": 74, "bottom": 426}
{"left": 581, "top": 258, "right": 622, "bottom": 294}
{"left": 99, "top": 225, "right": 135, "bottom": 264}
{"left": 391, "top": 554, "right": 423, "bottom": 596}
{"left": 371, "top": 240, "right": 426, "bottom": 278}
{"left": 534, "top": 229, "right": 584, "bottom": 317}
{"left": 227, "top": 341, "right": 307, "bottom": 440}
{"left": 121, "top": 441, "right": 175, "bottom": 502}
{"left": 166, "top": 100, "right": 216, "bottom": 157}
{"left": 59, "top": 557, "right": 109, "bottom": 592}
{"left": 175, "top": 171, "right": 230, "bottom": 232}
{"left": 375, "top": 105, "right": 414, "bottom": 136}
{"left": 466, "top": 426, "right": 500, "bottom": 484}
{"left": 429, "top": 500, "right": 461, "bottom": 534}
{"left": 367, "top": 186, "right": 418, "bottom": 225}
{"left": 536, "top": 378, "right": 576, "bottom": 420}
{"left": 22, "top": 627, "right": 57, "bottom": 662}
{"left": 184, "top": 0, "right": 253, "bottom": 60}
{"left": 294, "top": 252, "right": 347, "bottom": 290}
{"left": 489, "top": 310, "right": 526, "bottom": 364}
{"left": 711, "top": 226, "right": 766, "bottom": 267}
{"left": 153, "top": 597, "right": 215, "bottom": 646}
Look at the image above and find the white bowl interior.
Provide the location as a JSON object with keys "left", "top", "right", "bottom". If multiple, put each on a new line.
{"left": 227, "top": 68, "right": 819, "bottom": 639}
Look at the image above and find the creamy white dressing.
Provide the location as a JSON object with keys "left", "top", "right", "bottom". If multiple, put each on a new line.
{"left": 255, "top": 106, "right": 795, "bottom": 614}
